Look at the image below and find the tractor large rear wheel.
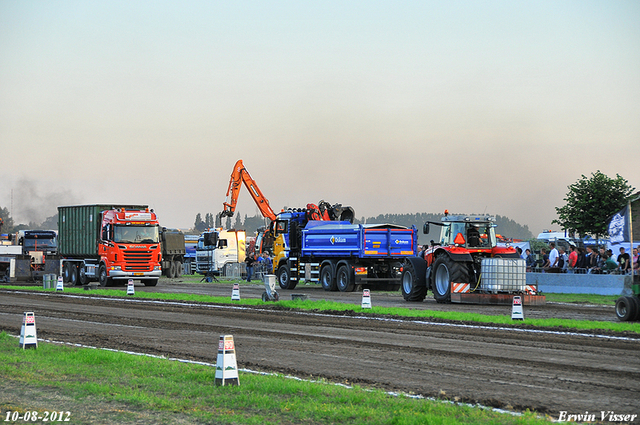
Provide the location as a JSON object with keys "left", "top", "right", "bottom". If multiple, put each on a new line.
{"left": 401, "top": 259, "right": 427, "bottom": 302}
{"left": 431, "top": 255, "right": 469, "bottom": 303}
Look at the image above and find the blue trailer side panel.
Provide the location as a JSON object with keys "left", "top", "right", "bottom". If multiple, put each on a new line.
{"left": 301, "top": 222, "right": 416, "bottom": 258}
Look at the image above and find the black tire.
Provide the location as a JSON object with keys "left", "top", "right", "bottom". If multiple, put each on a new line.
{"left": 336, "top": 265, "right": 355, "bottom": 292}
{"left": 632, "top": 296, "right": 640, "bottom": 321}
{"left": 277, "top": 265, "right": 296, "bottom": 289}
{"left": 174, "top": 261, "right": 183, "bottom": 278}
{"left": 98, "top": 264, "right": 112, "bottom": 287}
{"left": 79, "top": 267, "right": 89, "bottom": 285}
{"left": 168, "top": 261, "right": 176, "bottom": 279}
{"left": 69, "top": 264, "right": 78, "bottom": 286}
{"left": 143, "top": 278, "right": 158, "bottom": 287}
{"left": 320, "top": 265, "right": 337, "bottom": 291}
{"left": 262, "top": 292, "right": 268, "bottom": 302}
{"left": 615, "top": 296, "right": 637, "bottom": 321}
{"left": 62, "top": 263, "right": 71, "bottom": 283}
{"left": 431, "top": 255, "right": 469, "bottom": 303}
{"left": 401, "top": 259, "right": 427, "bottom": 302}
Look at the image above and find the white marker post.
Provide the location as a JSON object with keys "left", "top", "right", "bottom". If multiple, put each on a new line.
{"left": 19, "top": 312, "right": 38, "bottom": 349}
{"left": 127, "top": 279, "right": 135, "bottom": 296}
{"left": 231, "top": 283, "right": 240, "bottom": 301}
{"left": 361, "top": 289, "right": 372, "bottom": 309}
{"left": 511, "top": 296, "right": 524, "bottom": 320}
{"left": 55, "top": 276, "right": 64, "bottom": 292}
{"left": 215, "top": 335, "right": 239, "bottom": 386}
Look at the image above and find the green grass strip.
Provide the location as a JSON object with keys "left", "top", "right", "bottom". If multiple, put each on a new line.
{"left": 2, "top": 284, "right": 638, "bottom": 334}
{"left": 0, "top": 332, "right": 550, "bottom": 424}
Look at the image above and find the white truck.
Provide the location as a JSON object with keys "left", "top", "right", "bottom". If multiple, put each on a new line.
{"left": 195, "top": 229, "right": 246, "bottom": 277}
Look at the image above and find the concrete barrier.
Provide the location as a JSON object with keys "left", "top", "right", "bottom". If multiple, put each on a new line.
{"left": 526, "top": 272, "right": 634, "bottom": 296}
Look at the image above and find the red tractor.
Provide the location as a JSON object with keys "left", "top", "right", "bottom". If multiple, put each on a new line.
{"left": 401, "top": 211, "right": 539, "bottom": 304}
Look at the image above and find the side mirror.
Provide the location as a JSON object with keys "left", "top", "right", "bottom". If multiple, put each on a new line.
{"left": 423, "top": 223, "right": 430, "bottom": 234}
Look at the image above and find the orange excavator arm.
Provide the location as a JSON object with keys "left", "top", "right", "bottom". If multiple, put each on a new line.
{"left": 220, "top": 160, "right": 277, "bottom": 222}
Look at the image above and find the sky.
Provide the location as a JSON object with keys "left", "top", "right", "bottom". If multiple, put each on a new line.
{"left": 1, "top": 0, "right": 639, "bottom": 235}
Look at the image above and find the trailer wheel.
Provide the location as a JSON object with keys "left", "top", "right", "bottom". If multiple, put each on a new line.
{"left": 277, "top": 265, "right": 295, "bottom": 289}
{"left": 615, "top": 296, "right": 638, "bottom": 321}
{"left": 320, "top": 265, "right": 337, "bottom": 291}
{"left": 62, "top": 263, "right": 71, "bottom": 283}
{"left": 401, "top": 259, "right": 427, "bottom": 302}
{"left": 69, "top": 264, "right": 79, "bottom": 286}
{"left": 79, "top": 267, "right": 89, "bottom": 285}
{"left": 98, "top": 264, "right": 112, "bottom": 287}
{"left": 432, "top": 255, "right": 468, "bottom": 303}
{"left": 336, "top": 265, "right": 355, "bottom": 292}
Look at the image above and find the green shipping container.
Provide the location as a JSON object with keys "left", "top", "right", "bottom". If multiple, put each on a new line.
{"left": 58, "top": 204, "right": 149, "bottom": 257}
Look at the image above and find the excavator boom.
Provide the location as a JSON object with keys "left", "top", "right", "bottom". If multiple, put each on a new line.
{"left": 221, "top": 160, "right": 277, "bottom": 222}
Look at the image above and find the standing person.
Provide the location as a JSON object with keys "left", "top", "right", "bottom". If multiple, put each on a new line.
{"left": 540, "top": 248, "right": 549, "bottom": 271}
{"left": 576, "top": 247, "right": 587, "bottom": 273}
{"left": 568, "top": 245, "right": 578, "bottom": 273}
{"left": 557, "top": 247, "right": 568, "bottom": 272}
{"left": 618, "top": 247, "right": 631, "bottom": 274}
{"left": 548, "top": 242, "right": 559, "bottom": 272}
{"left": 585, "top": 246, "right": 597, "bottom": 273}
{"left": 525, "top": 248, "right": 535, "bottom": 271}
{"left": 245, "top": 253, "right": 257, "bottom": 282}
{"left": 633, "top": 247, "right": 639, "bottom": 275}
{"left": 262, "top": 252, "right": 273, "bottom": 274}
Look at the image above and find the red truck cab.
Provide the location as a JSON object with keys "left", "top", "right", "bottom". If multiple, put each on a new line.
{"left": 98, "top": 208, "right": 162, "bottom": 286}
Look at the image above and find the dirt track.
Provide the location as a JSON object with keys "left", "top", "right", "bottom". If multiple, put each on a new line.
{"left": 1, "top": 281, "right": 639, "bottom": 420}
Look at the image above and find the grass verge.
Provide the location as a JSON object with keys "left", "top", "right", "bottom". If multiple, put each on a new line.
{"left": 2, "top": 284, "right": 638, "bottom": 334}
{"left": 0, "top": 332, "right": 550, "bottom": 424}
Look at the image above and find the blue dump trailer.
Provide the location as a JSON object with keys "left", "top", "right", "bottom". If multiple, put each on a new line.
{"left": 273, "top": 210, "right": 418, "bottom": 292}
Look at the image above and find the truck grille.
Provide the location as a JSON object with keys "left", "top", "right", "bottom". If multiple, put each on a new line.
{"left": 123, "top": 250, "right": 153, "bottom": 271}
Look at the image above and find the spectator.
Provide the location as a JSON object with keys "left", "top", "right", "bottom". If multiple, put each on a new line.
{"left": 516, "top": 247, "right": 523, "bottom": 258}
{"left": 525, "top": 248, "right": 535, "bottom": 271}
{"left": 603, "top": 254, "right": 618, "bottom": 273}
{"left": 262, "top": 252, "right": 273, "bottom": 273}
{"left": 245, "top": 253, "right": 257, "bottom": 282}
{"left": 558, "top": 247, "right": 568, "bottom": 272}
{"left": 585, "top": 246, "right": 597, "bottom": 273}
{"left": 568, "top": 245, "right": 578, "bottom": 272}
{"left": 540, "top": 248, "right": 549, "bottom": 270}
{"left": 633, "top": 247, "right": 639, "bottom": 275}
{"left": 618, "top": 247, "right": 631, "bottom": 274}
{"left": 546, "top": 242, "right": 559, "bottom": 272}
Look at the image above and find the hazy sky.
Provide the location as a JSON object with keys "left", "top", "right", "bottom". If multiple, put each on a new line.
{"left": 1, "top": 1, "right": 639, "bottom": 235}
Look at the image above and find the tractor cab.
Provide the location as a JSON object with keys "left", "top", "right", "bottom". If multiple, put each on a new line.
{"left": 424, "top": 213, "right": 498, "bottom": 249}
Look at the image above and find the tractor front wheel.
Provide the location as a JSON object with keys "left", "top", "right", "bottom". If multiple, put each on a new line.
{"left": 401, "top": 259, "right": 427, "bottom": 302}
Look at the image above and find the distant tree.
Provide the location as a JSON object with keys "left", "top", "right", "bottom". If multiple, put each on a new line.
{"left": 41, "top": 214, "right": 58, "bottom": 230}
{"left": 0, "top": 206, "right": 14, "bottom": 233}
{"left": 233, "top": 214, "right": 242, "bottom": 230}
{"left": 553, "top": 171, "right": 634, "bottom": 240}
{"left": 225, "top": 216, "right": 231, "bottom": 230}
{"left": 205, "top": 213, "right": 215, "bottom": 228}
{"left": 193, "top": 213, "right": 207, "bottom": 233}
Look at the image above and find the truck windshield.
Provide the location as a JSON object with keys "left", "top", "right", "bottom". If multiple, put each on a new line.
{"left": 23, "top": 237, "right": 57, "bottom": 250}
{"left": 114, "top": 225, "right": 159, "bottom": 244}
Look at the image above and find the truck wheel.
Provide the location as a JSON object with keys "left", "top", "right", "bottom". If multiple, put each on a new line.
{"left": 277, "top": 265, "right": 296, "bottom": 289}
{"left": 69, "top": 265, "right": 79, "bottom": 286}
{"left": 143, "top": 278, "right": 158, "bottom": 287}
{"left": 336, "top": 265, "right": 355, "bottom": 292}
{"left": 615, "top": 296, "right": 637, "bottom": 321}
{"left": 432, "top": 255, "right": 468, "bottom": 303}
{"left": 79, "top": 268, "right": 89, "bottom": 285}
{"left": 168, "top": 261, "right": 176, "bottom": 279}
{"left": 62, "top": 263, "right": 71, "bottom": 283}
{"left": 98, "top": 264, "right": 112, "bottom": 287}
{"left": 320, "top": 265, "right": 337, "bottom": 291}
{"left": 174, "top": 261, "right": 183, "bottom": 278}
{"left": 401, "top": 259, "right": 427, "bottom": 302}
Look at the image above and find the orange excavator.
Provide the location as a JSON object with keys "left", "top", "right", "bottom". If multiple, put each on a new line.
{"left": 220, "top": 159, "right": 277, "bottom": 222}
